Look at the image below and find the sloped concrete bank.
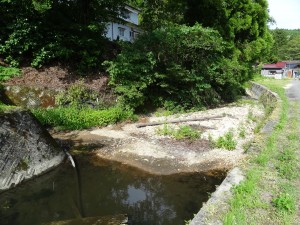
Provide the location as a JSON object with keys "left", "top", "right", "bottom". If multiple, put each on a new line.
{"left": 190, "top": 82, "right": 280, "bottom": 225}
{"left": 0, "top": 109, "right": 65, "bottom": 192}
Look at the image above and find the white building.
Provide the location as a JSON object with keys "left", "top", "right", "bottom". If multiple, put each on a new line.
{"left": 105, "top": 5, "right": 140, "bottom": 42}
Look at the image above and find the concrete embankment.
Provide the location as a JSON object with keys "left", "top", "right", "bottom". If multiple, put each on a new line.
{"left": 0, "top": 109, "right": 64, "bottom": 191}
{"left": 190, "top": 82, "right": 280, "bottom": 225}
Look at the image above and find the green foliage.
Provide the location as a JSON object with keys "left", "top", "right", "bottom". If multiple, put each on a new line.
{"left": 0, "top": 0, "right": 124, "bottom": 70}
{"left": 214, "top": 131, "right": 237, "bottom": 150}
{"left": 273, "top": 193, "right": 296, "bottom": 213}
{"left": 56, "top": 81, "right": 103, "bottom": 109}
{"left": 185, "top": 0, "right": 273, "bottom": 63}
{"left": 32, "top": 106, "right": 135, "bottom": 130}
{"left": 156, "top": 124, "right": 200, "bottom": 141}
{"left": 238, "top": 126, "right": 246, "bottom": 138}
{"left": 0, "top": 66, "right": 20, "bottom": 81}
{"left": 280, "top": 35, "right": 300, "bottom": 60}
{"left": 139, "top": 0, "right": 272, "bottom": 64}
{"left": 269, "top": 29, "right": 300, "bottom": 61}
{"left": 105, "top": 24, "right": 245, "bottom": 111}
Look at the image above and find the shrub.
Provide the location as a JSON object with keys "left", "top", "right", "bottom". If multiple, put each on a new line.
{"left": 56, "top": 81, "right": 103, "bottom": 109}
{"left": 104, "top": 23, "right": 246, "bottom": 111}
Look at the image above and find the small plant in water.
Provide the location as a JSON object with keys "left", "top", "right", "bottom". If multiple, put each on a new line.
{"left": 215, "top": 131, "right": 237, "bottom": 150}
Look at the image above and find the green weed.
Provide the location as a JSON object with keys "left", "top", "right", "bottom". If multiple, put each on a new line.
{"left": 277, "top": 162, "right": 298, "bottom": 180}
{"left": 156, "top": 124, "right": 200, "bottom": 141}
{"left": 238, "top": 125, "right": 246, "bottom": 138}
{"left": 214, "top": 131, "right": 237, "bottom": 150}
{"left": 273, "top": 192, "right": 296, "bottom": 213}
{"left": 278, "top": 148, "right": 296, "bottom": 162}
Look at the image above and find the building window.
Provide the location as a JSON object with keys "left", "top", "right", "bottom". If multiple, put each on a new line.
{"left": 122, "top": 11, "right": 130, "bottom": 19}
{"left": 118, "top": 27, "right": 125, "bottom": 37}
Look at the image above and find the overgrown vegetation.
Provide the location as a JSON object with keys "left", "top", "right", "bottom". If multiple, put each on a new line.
{"left": 32, "top": 106, "right": 135, "bottom": 130}
{"left": 105, "top": 24, "right": 248, "bottom": 111}
{"left": 0, "top": 0, "right": 125, "bottom": 71}
{"left": 55, "top": 81, "right": 105, "bottom": 109}
{"left": 222, "top": 79, "right": 299, "bottom": 225}
{"left": 1, "top": 0, "right": 274, "bottom": 114}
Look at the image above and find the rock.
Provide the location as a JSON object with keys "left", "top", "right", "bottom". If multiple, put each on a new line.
{"left": 0, "top": 108, "right": 65, "bottom": 191}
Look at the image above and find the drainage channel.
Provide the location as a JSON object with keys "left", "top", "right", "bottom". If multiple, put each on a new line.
{"left": 0, "top": 154, "right": 225, "bottom": 225}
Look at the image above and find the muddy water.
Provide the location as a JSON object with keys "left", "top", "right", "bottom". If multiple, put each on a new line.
{"left": 0, "top": 155, "right": 224, "bottom": 225}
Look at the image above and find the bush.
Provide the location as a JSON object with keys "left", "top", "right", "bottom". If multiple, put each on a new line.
{"left": 104, "top": 23, "right": 247, "bottom": 111}
{"left": 56, "top": 81, "right": 103, "bottom": 109}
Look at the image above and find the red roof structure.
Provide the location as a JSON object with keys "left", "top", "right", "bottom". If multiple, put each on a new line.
{"left": 262, "top": 62, "right": 287, "bottom": 69}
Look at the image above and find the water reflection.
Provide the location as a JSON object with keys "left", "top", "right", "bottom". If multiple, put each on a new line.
{"left": 0, "top": 155, "right": 224, "bottom": 225}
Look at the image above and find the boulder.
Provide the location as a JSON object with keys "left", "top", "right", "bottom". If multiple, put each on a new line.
{"left": 0, "top": 108, "right": 65, "bottom": 191}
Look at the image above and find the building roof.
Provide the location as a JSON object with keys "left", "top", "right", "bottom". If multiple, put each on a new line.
{"left": 262, "top": 62, "right": 287, "bottom": 69}
{"left": 282, "top": 60, "right": 300, "bottom": 64}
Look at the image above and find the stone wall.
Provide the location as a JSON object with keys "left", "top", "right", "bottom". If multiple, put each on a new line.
{"left": 0, "top": 109, "right": 65, "bottom": 191}
{"left": 247, "top": 81, "right": 279, "bottom": 108}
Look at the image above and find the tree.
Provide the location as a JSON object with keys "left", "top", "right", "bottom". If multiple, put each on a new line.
{"left": 184, "top": 0, "right": 272, "bottom": 63}
{"left": 0, "top": 0, "right": 125, "bottom": 70}
{"left": 136, "top": 0, "right": 184, "bottom": 31}
{"left": 104, "top": 24, "right": 246, "bottom": 111}
{"left": 269, "top": 29, "right": 288, "bottom": 62}
{"left": 280, "top": 36, "right": 300, "bottom": 60}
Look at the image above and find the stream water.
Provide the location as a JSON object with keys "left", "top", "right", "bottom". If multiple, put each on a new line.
{"left": 0, "top": 154, "right": 224, "bottom": 225}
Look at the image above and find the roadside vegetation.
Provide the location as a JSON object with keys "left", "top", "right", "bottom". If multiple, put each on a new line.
{"left": 222, "top": 79, "right": 300, "bottom": 225}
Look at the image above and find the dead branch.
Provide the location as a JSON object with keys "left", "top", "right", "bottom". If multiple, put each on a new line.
{"left": 136, "top": 115, "right": 222, "bottom": 128}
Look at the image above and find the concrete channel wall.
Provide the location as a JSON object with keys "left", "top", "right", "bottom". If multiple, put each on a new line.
{"left": 190, "top": 82, "right": 279, "bottom": 225}
{"left": 0, "top": 109, "right": 65, "bottom": 191}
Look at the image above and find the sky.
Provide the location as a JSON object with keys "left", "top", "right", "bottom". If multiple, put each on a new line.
{"left": 268, "top": 0, "right": 300, "bottom": 29}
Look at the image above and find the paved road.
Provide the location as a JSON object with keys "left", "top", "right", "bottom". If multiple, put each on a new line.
{"left": 286, "top": 79, "right": 300, "bottom": 102}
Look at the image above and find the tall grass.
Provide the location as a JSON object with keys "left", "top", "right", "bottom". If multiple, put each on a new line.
{"left": 32, "top": 106, "right": 136, "bottom": 130}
